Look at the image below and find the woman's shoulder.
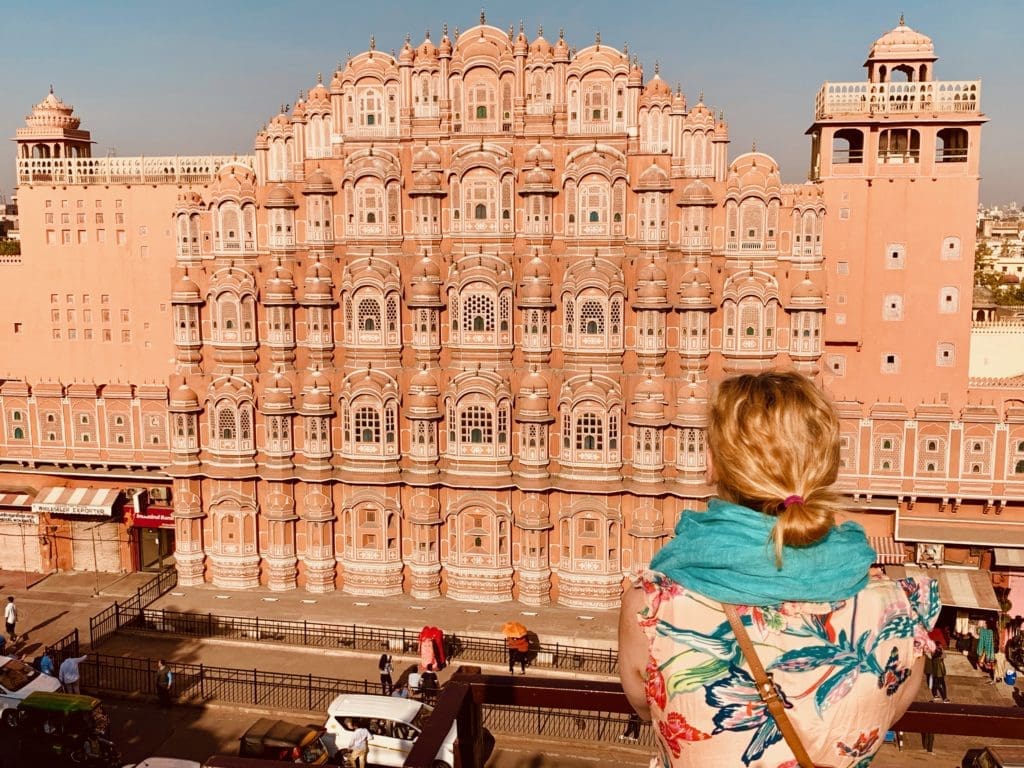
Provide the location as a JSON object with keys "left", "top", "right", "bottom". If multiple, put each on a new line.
{"left": 854, "top": 571, "right": 942, "bottom": 629}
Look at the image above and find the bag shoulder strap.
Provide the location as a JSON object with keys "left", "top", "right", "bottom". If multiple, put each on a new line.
{"left": 722, "top": 604, "right": 818, "bottom": 768}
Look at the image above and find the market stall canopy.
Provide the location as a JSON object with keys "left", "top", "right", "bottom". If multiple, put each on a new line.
{"left": 994, "top": 548, "right": 1024, "bottom": 568}
{"left": 885, "top": 564, "right": 1000, "bottom": 612}
{"left": 32, "top": 486, "right": 122, "bottom": 517}
{"left": 868, "top": 536, "right": 906, "bottom": 565}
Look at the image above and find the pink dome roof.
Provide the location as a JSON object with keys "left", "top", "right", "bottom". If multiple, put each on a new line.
{"left": 679, "top": 266, "right": 713, "bottom": 302}
{"left": 530, "top": 33, "right": 553, "bottom": 56}
{"left": 417, "top": 35, "right": 437, "bottom": 59}
{"left": 262, "top": 386, "right": 293, "bottom": 408}
{"left": 637, "top": 258, "right": 667, "bottom": 284}
{"left": 791, "top": 275, "right": 824, "bottom": 300}
{"left": 553, "top": 31, "right": 569, "bottom": 59}
{"left": 169, "top": 384, "right": 200, "bottom": 412}
{"left": 681, "top": 179, "right": 714, "bottom": 204}
{"left": 399, "top": 38, "right": 415, "bottom": 64}
{"left": 265, "top": 184, "right": 298, "bottom": 208}
{"left": 644, "top": 74, "right": 672, "bottom": 98}
{"left": 303, "top": 168, "right": 335, "bottom": 194}
{"left": 523, "top": 255, "right": 551, "bottom": 280}
{"left": 172, "top": 275, "right": 201, "bottom": 297}
{"left": 524, "top": 165, "right": 552, "bottom": 186}
{"left": 303, "top": 387, "right": 330, "bottom": 409}
{"left": 521, "top": 368, "right": 549, "bottom": 393}
{"left": 868, "top": 18, "right": 936, "bottom": 60}
{"left": 25, "top": 88, "right": 80, "bottom": 130}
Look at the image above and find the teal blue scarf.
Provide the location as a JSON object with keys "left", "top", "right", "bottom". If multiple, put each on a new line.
{"left": 649, "top": 499, "right": 876, "bottom": 607}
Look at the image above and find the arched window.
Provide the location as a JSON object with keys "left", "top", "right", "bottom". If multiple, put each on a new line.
{"left": 358, "top": 87, "right": 383, "bottom": 128}
{"left": 879, "top": 128, "right": 921, "bottom": 164}
{"left": 832, "top": 129, "right": 864, "bottom": 164}
{"left": 13, "top": 427, "right": 23, "bottom": 440}
{"left": 358, "top": 298, "right": 381, "bottom": 331}
{"left": 462, "top": 292, "right": 495, "bottom": 332}
{"left": 936, "top": 127, "right": 968, "bottom": 163}
{"left": 218, "top": 407, "right": 236, "bottom": 441}
{"left": 461, "top": 405, "right": 492, "bottom": 444}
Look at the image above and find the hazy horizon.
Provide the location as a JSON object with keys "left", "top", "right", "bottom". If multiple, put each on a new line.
{"left": 3, "top": 0, "right": 1021, "bottom": 204}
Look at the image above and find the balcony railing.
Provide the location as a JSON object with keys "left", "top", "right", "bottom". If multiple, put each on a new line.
{"left": 815, "top": 80, "right": 981, "bottom": 118}
{"left": 406, "top": 672, "right": 1024, "bottom": 768}
{"left": 17, "top": 155, "right": 255, "bottom": 185}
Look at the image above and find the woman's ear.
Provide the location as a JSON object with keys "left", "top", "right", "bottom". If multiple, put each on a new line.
{"left": 705, "top": 447, "right": 716, "bottom": 485}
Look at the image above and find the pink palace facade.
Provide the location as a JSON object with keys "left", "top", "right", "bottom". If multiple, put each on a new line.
{"left": 4, "top": 18, "right": 1020, "bottom": 613}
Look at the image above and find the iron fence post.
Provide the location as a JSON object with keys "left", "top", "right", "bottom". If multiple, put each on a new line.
{"left": 253, "top": 668, "right": 258, "bottom": 705}
{"left": 114, "top": 602, "right": 120, "bottom": 631}
{"left": 303, "top": 619, "right": 308, "bottom": 646}
{"left": 200, "top": 663, "right": 205, "bottom": 699}
{"left": 255, "top": 615, "right": 259, "bottom": 641}
{"left": 207, "top": 612, "right": 213, "bottom": 637}
{"left": 308, "top": 673, "right": 313, "bottom": 711}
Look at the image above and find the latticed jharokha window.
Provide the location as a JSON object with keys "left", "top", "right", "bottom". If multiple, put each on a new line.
{"left": 462, "top": 293, "right": 495, "bottom": 332}
{"left": 358, "top": 298, "right": 381, "bottom": 331}
{"left": 576, "top": 412, "right": 604, "bottom": 451}
{"left": 460, "top": 406, "right": 493, "bottom": 444}
{"left": 218, "top": 408, "right": 236, "bottom": 440}
{"left": 578, "top": 300, "right": 605, "bottom": 334}
{"left": 354, "top": 407, "right": 381, "bottom": 443}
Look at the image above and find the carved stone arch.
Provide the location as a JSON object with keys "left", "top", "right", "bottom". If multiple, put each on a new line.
{"left": 721, "top": 269, "right": 779, "bottom": 302}
{"left": 342, "top": 149, "right": 402, "bottom": 186}
{"left": 561, "top": 256, "right": 626, "bottom": 295}
{"left": 407, "top": 490, "right": 441, "bottom": 525}
{"left": 302, "top": 488, "right": 333, "bottom": 521}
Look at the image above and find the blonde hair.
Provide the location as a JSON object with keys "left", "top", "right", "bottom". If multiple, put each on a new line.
{"left": 707, "top": 371, "right": 841, "bottom": 564}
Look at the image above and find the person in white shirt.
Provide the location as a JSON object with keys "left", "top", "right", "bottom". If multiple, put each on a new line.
{"left": 4, "top": 597, "right": 17, "bottom": 643}
{"left": 59, "top": 654, "right": 88, "bottom": 694}
{"left": 349, "top": 723, "right": 370, "bottom": 768}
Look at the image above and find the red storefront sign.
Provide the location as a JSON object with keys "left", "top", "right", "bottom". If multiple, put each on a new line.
{"left": 131, "top": 505, "right": 174, "bottom": 529}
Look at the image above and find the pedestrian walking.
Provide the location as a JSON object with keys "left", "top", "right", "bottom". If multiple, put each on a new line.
{"left": 619, "top": 711, "right": 642, "bottom": 742}
{"left": 59, "top": 654, "right": 88, "bottom": 694}
{"left": 155, "top": 659, "right": 173, "bottom": 708}
{"left": 923, "top": 650, "right": 934, "bottom": 692}
{"left": 378, "top": 649, "right": 393, "bottom": 696}
{"left": 931, "top": 646, "right": 949, "bottom": 702}
{"left": 507, "top": 634, "right": 528, "bottom": 674}
{"left": 4, "top": 596, "right": 18, "bottom": 644}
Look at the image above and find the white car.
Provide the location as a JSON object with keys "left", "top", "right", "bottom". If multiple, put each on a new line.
{"left": 323, "top": 693, "right": 456, "bottom": 768}
{"left": 0, "top": 655, "right": 62, "bottom": 726}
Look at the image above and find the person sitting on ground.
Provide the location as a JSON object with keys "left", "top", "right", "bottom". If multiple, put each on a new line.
{"left": 391, "top": 683, "right": 409, "bottom": 699}
{"left": 618, "top": 371, "right": 941, "bottom": 767}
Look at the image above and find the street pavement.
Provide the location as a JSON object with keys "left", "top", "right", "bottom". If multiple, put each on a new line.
{"left": 2, "top": 568, "right": 1022, "bottom": 767}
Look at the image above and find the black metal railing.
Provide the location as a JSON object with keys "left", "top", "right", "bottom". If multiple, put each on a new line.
{"left": 81, "top": 653, "right": 379, "bottom": 711}
{"left": 89, "top": 566, "right": 178, "bottom": 646}
{"left": 113, "top": 607, "right": 619, "bottom": 674}
{"left": 48, "top": 627, "right": 81, "bottom": 666}
{"left": 405, "top": 673, "right": 1024, "bottom": 768}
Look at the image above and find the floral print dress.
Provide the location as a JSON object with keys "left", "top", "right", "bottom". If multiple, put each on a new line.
{"left": 634, "top": 571, "right": 940, "bottom": 767}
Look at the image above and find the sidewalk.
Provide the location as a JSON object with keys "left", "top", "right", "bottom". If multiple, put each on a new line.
{"left": 146, "top": 579, "right": 619, "bottom": 650}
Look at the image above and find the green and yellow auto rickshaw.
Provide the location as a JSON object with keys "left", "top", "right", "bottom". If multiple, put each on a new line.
{"left": 13, "top": 691, "right": 120, "bottom": 766}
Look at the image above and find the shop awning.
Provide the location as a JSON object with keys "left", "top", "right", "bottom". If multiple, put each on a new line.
{"left": 886, "top": 564, "right": 1000, "bottom": 612}
{"left": 132, "top": 505, "right": 174, "bottom": 529}
{"left": 0, "top": 492, "right": 32, "bottom": 508}
{"left": 32, "top": 487, "right": 122, "bottom": 518}
{"left": 896, "top": 517, "right": 1024, "bottom": 548}
{"left": 868, "top": 536, "right": 906, "bottom": 565}
{"left": 994, "top": 548, "right": 1024, "bottom": 568}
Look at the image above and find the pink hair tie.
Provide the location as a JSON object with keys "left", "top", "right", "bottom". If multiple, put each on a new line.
{"left": 783, "top": 495, "right": 804, "bottom": 508}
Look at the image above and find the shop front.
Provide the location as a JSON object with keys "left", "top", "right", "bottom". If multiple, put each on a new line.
{"left": 129, "top": 505, "right": 175, "bottom": 572}
{"left": 0, "top": 490, "right": 42, "bottom": 572}
{"left": 31, "top": 486, "right": 126, "bottom": 572}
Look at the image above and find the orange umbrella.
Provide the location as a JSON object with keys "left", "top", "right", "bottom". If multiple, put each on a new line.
{"left": 502, "top": 621, "right": 528, "bottom": 638}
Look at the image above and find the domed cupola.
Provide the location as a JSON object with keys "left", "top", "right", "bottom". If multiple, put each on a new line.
{"left": 788, "top": 272, "right": 825, "bottom": 308}
{"left": 169, "top": 384, "right": 201, "bottom": 413}
{"left": 301, "top": 261, "right": 334, "bottom": 305}
{"left": 303, "top": 168, "right": 335, "bottom": 195}
{"left": 515, "top": 366, "right": 553, "bottom": 423}
{"left": 409, "top": 254, "right": 443, "bottom": 307}
{"left": 407, "top": 364, "right": 441, "bottom": 417}
{"left": 518, "top": 254, "right": 554, "bottom": 308}
{"left": 260, "top": 377, "right": 295, "bottom": 413}
{"left": 629, "top": 376, "right": 668, "bottom": 426}
{"left": 632, "top": 257, "right": 670, "bottom": 309}
{"left": 264, "top": 264, "right": 297, "bottom": 305}
{"left": 866, "top": 16, "right": 936, "bottom": 83}
{"left": 677, "top": 263, "right": 714, "bottom": 308}
{"left": 553, "top": 28, "right": 569, "bottom": 61}
{"left": 265, "top": 184, "right": 298, "bottom": 209}
{"left": 172, "top": 273, "right": 203, "bottom": 304}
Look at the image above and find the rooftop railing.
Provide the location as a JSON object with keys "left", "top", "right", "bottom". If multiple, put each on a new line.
{"left": 405, "top": 672, "right": 1024, "bottom": 768}
{"left": 815, "top": 80, "right": 981, "bottom": 118}
{"left": 16, "top": 155, "right": 255, "bottom": 185}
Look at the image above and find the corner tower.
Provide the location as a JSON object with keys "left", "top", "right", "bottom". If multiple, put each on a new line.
{"left": 14, "top": 87, "right": 93, "bottom": 161}
{"left": 808, "top": 19, "right": 986, "bottom": 407}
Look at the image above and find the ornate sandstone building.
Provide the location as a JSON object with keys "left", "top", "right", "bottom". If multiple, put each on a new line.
{"left": 4, "top": 18, "right": 1019, "bottom": 616}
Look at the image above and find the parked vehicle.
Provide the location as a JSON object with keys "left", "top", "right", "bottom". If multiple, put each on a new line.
{"left": 962, "top": 746, "right": 1024, "bottom": 768}
{"left": 238, "top": 718, "right": 330, "bottom": 764}
{"left": 124, "top": 759, "right": 202, "bottom": 768}
{"left": 0, "top": 653, "right": 63, "bottom": 725}
{"left": 323, "top": 694, "right": 456, "bottom": 768}
{"left": 11, "top": 691, "right": 120, "bottom": 766}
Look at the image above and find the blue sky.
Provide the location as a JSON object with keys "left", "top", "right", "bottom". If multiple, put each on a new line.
{"left": 2, "top": 0, "right": 1020, "bottom": 203}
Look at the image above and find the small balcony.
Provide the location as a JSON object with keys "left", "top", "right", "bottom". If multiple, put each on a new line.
{"left": 815, "top": 80, "right": 981, "bottom": 119}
